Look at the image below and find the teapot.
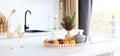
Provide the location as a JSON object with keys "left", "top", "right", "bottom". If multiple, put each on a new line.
{"left": 73, "top": 30, "right": 87, "bottom": 43}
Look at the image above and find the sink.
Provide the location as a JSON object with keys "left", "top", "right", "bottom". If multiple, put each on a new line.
{"left": 24, "top": 10, "right": 49, "bottom": 33}
{"left": 25, "top": 30, "right": 49, "bottom": 33}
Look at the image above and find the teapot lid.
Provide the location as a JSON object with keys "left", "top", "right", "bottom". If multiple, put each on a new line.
{"left": 74, "top": 31, "right": 86, "bottom": 38}
{"left": 73, "top": 32, "right": 80, "bottom": 37}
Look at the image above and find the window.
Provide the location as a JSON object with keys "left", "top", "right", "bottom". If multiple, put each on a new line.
{"left": 90, "top": 0, "right": 120, "bottom": 42}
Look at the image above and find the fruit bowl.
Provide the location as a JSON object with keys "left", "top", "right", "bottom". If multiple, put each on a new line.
{"left": 43, "top": 38, "right": 87, "bottom": 48}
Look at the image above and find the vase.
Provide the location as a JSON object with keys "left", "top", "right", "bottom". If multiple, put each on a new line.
{"left": 65, "top": 30, "right": 72, "bottom": 40}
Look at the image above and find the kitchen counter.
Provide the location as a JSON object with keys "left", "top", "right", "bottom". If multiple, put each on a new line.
{"left": 0, "top": 37, "right": 120, "bottom": 56}
{"left": 0, "top": 30, "right": 120, "bottom": 56}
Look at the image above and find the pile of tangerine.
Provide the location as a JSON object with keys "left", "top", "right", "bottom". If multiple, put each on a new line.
{"left": 43, "top": 38, "right": 76, "bottom": 45}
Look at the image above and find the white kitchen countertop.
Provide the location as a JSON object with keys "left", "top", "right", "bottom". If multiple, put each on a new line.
{"left": 0, "top": 37, "right": 120, "bottom": 56}
{"left": 0, "top": 30, "right": 120, "bottom": 56}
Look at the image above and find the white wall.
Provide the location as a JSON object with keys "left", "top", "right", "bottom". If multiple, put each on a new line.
{"left": 0, "top": 0, "right": 60, "bottom": 31}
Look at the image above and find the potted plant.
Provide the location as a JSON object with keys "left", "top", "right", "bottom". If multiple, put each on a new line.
{"left": 61, "top": 12, "right": 76, "bottom": 39}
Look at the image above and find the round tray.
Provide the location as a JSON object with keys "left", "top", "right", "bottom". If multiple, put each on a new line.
{"left": 44, "top": 43, "right": 87, "bottom": 48}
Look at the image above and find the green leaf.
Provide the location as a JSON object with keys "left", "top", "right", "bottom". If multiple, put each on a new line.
{"left": 61, "top": 23, "right": 67, "bottom": 30}
{"left": 63, "top": 12, "right": 67, "bottom": 17}
{"left": 70, "top": 12, "right": 76, "bottom": 26}
{"left": 72, "top": 12, "right": 76, "bottom": 21}
{"left": 70, "top": 24, "right": 75, "bottom": 30}
{"left": 69, "top": 17, "right": 73, "bottom": 25}
{"left": 66, "top": 16, "right": 69, "bottom": 22}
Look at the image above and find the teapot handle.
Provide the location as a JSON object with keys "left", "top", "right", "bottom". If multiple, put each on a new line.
{"left": 84, "top": 36, "right": 87, "bottom": 43}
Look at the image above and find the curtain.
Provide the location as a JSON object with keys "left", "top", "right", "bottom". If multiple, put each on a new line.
{"left": 62, "top": 0, "right": 76, "bottom": 16}
{"left": 79, "top": 0, "right": 92, "bottom": 36}
{"left": 61, "top": 0, "right": 78, "bottom": 29}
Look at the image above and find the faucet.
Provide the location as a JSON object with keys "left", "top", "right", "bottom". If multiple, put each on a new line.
{"left": 24, "top": 10, "right": 48, "bottom": 33}
{"left": 24, "top": 10, "right": 31, "bottom": 32}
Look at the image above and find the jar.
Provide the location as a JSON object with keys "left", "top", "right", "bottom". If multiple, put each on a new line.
{"left": 73, "top": 30, "right": 87, "bottom": 43}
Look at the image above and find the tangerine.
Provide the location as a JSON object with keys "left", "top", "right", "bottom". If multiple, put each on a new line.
{"left": 53, "top": 40, "right": 59, "bottom": 44}
{"left": 69, "top": 39, "right": 76, "bottom": 44}
{"left": 63, "top": 40, "right": 69, "bottom": 44}
{"left": 43, "top": 39, "right": 48, "bottom": 45}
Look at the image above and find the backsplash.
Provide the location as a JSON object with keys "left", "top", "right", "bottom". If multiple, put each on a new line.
{"left": 0, "top": 0, "right": 60, "bottom": 32}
